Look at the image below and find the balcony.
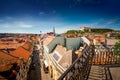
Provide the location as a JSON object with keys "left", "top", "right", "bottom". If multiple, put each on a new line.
{"left": 58, "top": 45, "right": 120, "bottom": 80}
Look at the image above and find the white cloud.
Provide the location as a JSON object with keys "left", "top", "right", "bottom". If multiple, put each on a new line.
{"left": 18, "top": 22, "right": 33, "bottom": 28}
{"left": 0, "top": 21, "right": 33, "bottom": 28}
{"left": 55, "top": 24, "right": 85, "bottom": 33}
{"left": 56, "top": 27, "right": 73, "bottom": 33}
{"left": 3, "top": 24, "right": 11, "bottom": 28}
{"left": 2, "top": 18, "right": 117, "bottom": 34}
{"left": 0, "top": 29, "right": 33, "bottom": 33}
{"left": 106, "top": 18, "right": 120, "bottom": 25}
{"left": 106, "top": 19, "right": 117, "bottom": 25}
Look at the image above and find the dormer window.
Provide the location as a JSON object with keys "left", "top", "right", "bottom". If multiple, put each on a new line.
{"left": 53, "top": 53, "right": 59, "bottom": 61}
{"left": 52, "top": 51, "right": 62, "bottom": 62}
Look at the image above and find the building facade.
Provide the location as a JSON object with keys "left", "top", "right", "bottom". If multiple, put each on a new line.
{"left": 41, "top": 35, "right": 84, "bottom": 80}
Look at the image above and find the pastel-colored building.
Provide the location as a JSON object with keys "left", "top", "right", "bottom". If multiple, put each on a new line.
{"left": 49, "top": 45, "right": 73, "bottom": 80}
{"left": 41, "top": 35, "right": 84, "bottom": 80}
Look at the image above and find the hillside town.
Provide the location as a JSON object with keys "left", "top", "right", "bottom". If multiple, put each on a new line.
{"left": 0, "top": 27, "right": 120, "bottom": 80}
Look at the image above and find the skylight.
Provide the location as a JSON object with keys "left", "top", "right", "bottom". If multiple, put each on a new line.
{"left": 53, "top": 53, "right": 60, "bottom": 61}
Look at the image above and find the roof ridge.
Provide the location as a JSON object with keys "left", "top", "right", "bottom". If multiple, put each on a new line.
{"left": 0, "top": 50, "right": 20, "bottom": 59}
{"left": 22, "top": 41, "right": 32, "bottom": 50}
{"left": 21, "top": 46, "right": 30, "bottom": 52}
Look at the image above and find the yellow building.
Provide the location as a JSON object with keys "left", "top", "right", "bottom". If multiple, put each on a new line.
{"left": 41, "top": 35, "right": 82, "bottom": 80}
{"left": 48, "top": 45, "right": 73, "bottom": 80}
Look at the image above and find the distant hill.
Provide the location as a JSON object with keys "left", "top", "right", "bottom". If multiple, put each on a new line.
{"left": 65, "top": 28, "right": 114, "bottom": 34}
{"left": 91, "top": 28, "right": 114, "bottom": 34}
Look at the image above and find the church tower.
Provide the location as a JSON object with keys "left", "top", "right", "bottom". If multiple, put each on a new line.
{"left": 53, "top": 27, "right": 55, "bottom": 35}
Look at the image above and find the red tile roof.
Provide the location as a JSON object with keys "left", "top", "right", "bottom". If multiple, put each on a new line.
{"left": 0, "top": 43, "right": 23, "bottom": 49}
{"left": 0, "top": 51, "right": 20, "bottom": 72}
{"left": 43, "top": 36, "right": 55, "bottom": 45}
{"left": 11, "top": 47, "right": 30, "bottom": 62}
{"left": 22, "top": 41, "right": 33, "bottom": 52}
{"left": 94, "top": 36, "right": 105, "bottom": 41}
{"left": 31, "top": 36, "right": 36, "bottom": 41}
{"left": 10, "top": 41, "right": 33, "bottom": 62}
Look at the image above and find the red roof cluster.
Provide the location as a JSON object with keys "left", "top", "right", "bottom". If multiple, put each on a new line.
{"left": 0, "top": 41, "right": 33, "bottom": 79}
{"left": 11, "top": 41, "right": 33, "bottom": 62}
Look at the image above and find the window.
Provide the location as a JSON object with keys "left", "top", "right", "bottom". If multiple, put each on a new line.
{"left": 53, "top": 53, "right": 60, "bottom": 61}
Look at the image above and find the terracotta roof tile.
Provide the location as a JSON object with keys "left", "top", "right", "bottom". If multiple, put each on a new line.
{"left": 11, "top": 47, "right": 30, "bottom": 62}
{"left": 0, "top": 51, "right": 19, "bottom": 72}
{"left": 31, "top": 36, "right": 36, "bottom": 41}
{"left": 43, "top": 36, "right": 55, "bottom": 45}
{"left": 94, "top": 36, "right": 105, "bottom": 41}
{"left": 22, "top": 42, "right": 33, "bottom": 52}
{"left": 0, "top": 43, "right": 23, "bottom": 49}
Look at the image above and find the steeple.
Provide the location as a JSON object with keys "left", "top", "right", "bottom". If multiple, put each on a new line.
{"left": 53, "top": 27, "right": 55, "bottom": 35}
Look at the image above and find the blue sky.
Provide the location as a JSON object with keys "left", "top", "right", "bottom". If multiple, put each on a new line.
{"left": 0, "top": 0, "right": 120, "bottom": 33}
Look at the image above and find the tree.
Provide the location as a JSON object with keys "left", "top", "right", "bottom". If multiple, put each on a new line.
{"left": 66, "top": 30, "right": 78, "bottom": 34}
{"left": 115, "top": 34, "right": 120, "bottom": 39}
{"left": 114, "top": 42, "right": 120, "bottom": 55}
